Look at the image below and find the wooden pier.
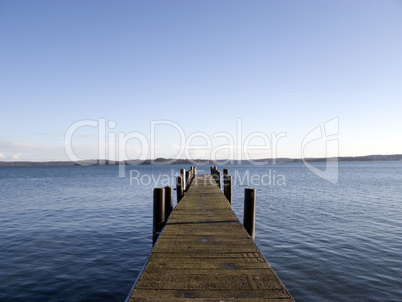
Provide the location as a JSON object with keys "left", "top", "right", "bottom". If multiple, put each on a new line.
{"left": 127, "top": 173, "right": 294, "bottom": 301}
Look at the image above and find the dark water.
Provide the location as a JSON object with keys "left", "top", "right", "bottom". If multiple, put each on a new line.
{"left": 0, "top": 162, "right": 401, "bottom": 301}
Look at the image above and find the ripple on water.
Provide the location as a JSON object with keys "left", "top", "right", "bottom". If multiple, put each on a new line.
{"left": 1, "top": 163, "right": 401, "bottom": 301}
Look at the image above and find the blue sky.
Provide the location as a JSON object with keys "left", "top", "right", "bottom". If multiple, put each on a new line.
{"left": 1, "top": 0, "right": 401, "bottom": 161}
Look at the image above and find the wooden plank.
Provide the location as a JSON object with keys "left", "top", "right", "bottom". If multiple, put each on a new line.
{"left": 132, "top": 289, "right": 292, "bottom": 300}
{"left": 128, "top": 174, "right": 294, "bottom": 301}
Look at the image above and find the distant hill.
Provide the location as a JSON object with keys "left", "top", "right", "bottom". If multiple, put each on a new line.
{"left": 260, "top": 154, "right": 402, "bottom": 163}
{"left": 0, "top": 154, "right": 401, "bottom": 167}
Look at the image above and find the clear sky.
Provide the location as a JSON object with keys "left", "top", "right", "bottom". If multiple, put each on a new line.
{"left": 1, "top": 0, "right": 401, "bottom": 161}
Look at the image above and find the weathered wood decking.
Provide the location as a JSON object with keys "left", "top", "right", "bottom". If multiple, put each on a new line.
{"left": 128, "top": 174, "right": 294, "bottom": 301}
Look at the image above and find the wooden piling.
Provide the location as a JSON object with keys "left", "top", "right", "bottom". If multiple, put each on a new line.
{"left": 193, "top": 166, "right": 196, "bottom": 179}
{"left": 180, "top": 169, "right": 186, "bottom": 192}
{"left": 164, "top": 186, "right": 173, "bottom": 221}
{"left": 153, "top": 187, "right": 165, "bottom": 245}
{"left": 176, "top": 176, "right": 183, "bottom": 203}
{"left": 224, "top": 175, "right": 232, "bottom": 205}
{"left": 189, "top": 167, "right": 193, "bottom": 182}
{"left": 243, "top": 188, "right": 256, "bottom": 240}
{"left": 216, "top": 170, "right": 221, "bottom": 188}
{"left": 185, "top": 171, "right": 191, "bottom": 190}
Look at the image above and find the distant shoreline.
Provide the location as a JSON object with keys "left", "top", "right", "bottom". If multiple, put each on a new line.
{"left": 0, "top": 154, "right": 401, "bottom": 167}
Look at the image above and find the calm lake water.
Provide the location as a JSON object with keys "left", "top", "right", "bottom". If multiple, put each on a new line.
{"left": 0, "top": 162, "right": 401, "bottom": 301}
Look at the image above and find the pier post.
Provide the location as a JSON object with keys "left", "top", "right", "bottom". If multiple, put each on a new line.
{"left": 185, "top": 170, "right": 190, "bottom": 191}
{"left": 164, "top": 186, "right": 173, "bottom": 221}
{"left": 180, "top": 169, "right": 186, "bottom": 192}
{"left": 153, "top": 187, "right": 165, "bottom": 245}
{"left": 224, "top": 175, "right": 232, "bottom": 206}
{"left": 216, "top": 170, "right": 221, "bottom": 188}
{"left": 223, "top": 168, "right": 229, "bottom": 176}
{"left": 243, "top": 188, "right": 256, "bottom": 240}
{"left": 191, "top": 166, "right": 196, "bottom": 180}
{"left": 176, "top": 176, "right": 183, "bottom": 203}
{"left": 192, "top": 166, "right": 197, "bottom": 185}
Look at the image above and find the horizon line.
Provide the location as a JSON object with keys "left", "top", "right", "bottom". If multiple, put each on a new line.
{"left": 1, "top": 153, "right": 402, "bottom": 164}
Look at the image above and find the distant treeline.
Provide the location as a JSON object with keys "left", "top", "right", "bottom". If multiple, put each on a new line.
{"left": 1, "top": 154, "right": 401, "bottom": 167}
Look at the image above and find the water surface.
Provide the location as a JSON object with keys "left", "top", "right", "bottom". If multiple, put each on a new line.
{"left": 1, "top": 162, "right": 401, "bottom": 301}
